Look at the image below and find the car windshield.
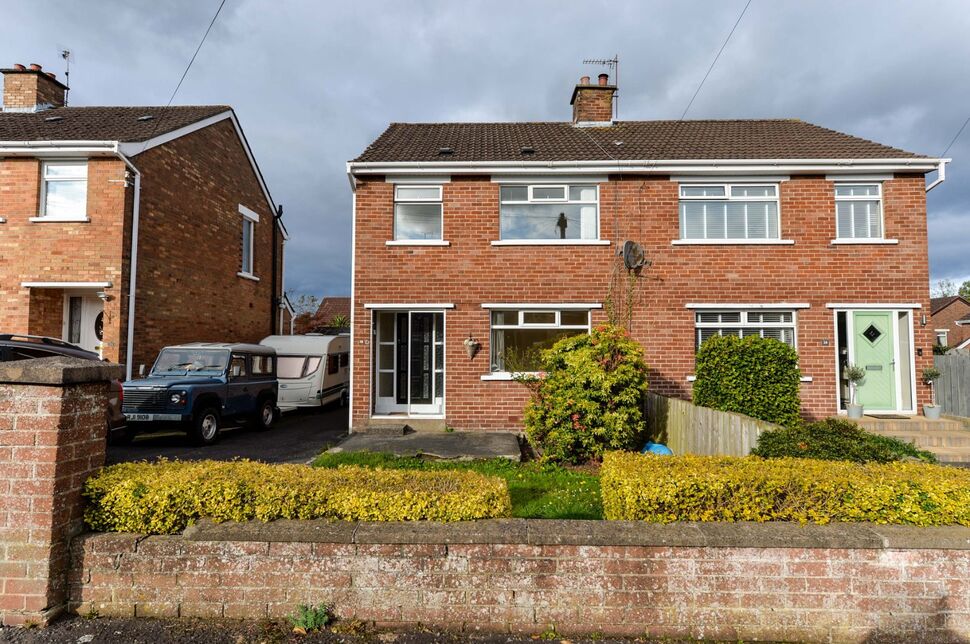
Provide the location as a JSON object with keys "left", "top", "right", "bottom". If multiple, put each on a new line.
{"left": 151, "top": 348, "right": 230, "bottom": 376}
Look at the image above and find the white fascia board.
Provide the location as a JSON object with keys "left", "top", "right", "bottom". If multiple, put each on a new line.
{"left": 481, "top": 303, "right": 603, "bottom": 309}
{"left": 363, "top": 303, "right": 455, "bottom": 310}
{"left": 825, "top": 173, "right": 894, "bottom": 181}
{"left": 22, "top": 281, "right": 113, "bottom": 288}
{"left": 0, "top": 141, "right": 117, "bottom": 157}
{"left": 118, "top": 111, "right": 287, "bottom": 239}
{"left": 491, "top": 174, "right": 609, "bottom": 184}
{"left": 348, "top": 158, "right": 947, "bottom": 177}
{"left": 384, "top": 175, "right": 451, "bottom": 184}
{"left": 686, "top": 302, "right": 810, "bottom": 309}
{"left": 825, "top": 303, "right": 922, "bottom": 309}
{"left": 957, "top": 337, "right": 970, "bottom": 349}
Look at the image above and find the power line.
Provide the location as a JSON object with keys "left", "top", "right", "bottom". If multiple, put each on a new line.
{"left": 680, "top": 0, "right": 753, "bottom": 120}
{"left": 940, "top": 116, "right": 969, "bottom": 157}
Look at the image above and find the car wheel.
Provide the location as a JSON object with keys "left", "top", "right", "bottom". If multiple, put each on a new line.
{"left": 190, "top": 407, "right": 221, "bottom": 445}
{"left": 252, "top": 398, "right": 275, "bottom": 432}
{"left": 106, "top": 422, "right": 135, "bottom": 446}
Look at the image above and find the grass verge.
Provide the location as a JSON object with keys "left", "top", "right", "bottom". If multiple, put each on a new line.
{"left": 313, "top": 452, "right": 603, "bottom": 520}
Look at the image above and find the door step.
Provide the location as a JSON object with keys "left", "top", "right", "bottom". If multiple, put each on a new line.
{"left": 359, "top": 424, "right": 408, "bottom": 437}
{"left": 358, "top": 419, "right": 448, "bottom": 435}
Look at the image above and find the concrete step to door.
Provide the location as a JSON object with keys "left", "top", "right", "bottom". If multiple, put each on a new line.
{"left": 856, "top": 416, "right": 965, "bottom": 433}
{"left": 871, "top": 430, "right": 970, "bottom": 449}
{"left": 923, "top": 447, "right": 970, "bottom": 465}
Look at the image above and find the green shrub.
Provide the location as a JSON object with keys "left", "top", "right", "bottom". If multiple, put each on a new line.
{"left": 751, "top": 418, "right": 937, "bottom": 464}
{"left": 289, "top": 604, "right": 332, "bottom": 633}
{"left": 600, "top": 451, "right": 970, "bottom": 526}
{"left": 521, "top": 324, "right": 649, "bottom": 464}
{"left": 693, "top": 334, "right": 801, "bottom": 426}
{"left": 83, "top": 460, "right": 511, "bottom": 534}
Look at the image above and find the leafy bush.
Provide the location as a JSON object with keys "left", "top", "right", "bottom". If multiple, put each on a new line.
{"left": 84, "top": 460, "right": 511, "bottom": 534}
{"left": 600, "top": 451, "right": 970, "bottom": 526}
{"left": 521, "top": 324, "right": 649, "bottom": 464}
{"left": 289, "top": 604, "right": 332, "bottom": 633}
{"left": 751, "top": 418, "right": 937, "bottom": 464}
{"left": 693, "top": 334, "right": 801, "bottom": 427}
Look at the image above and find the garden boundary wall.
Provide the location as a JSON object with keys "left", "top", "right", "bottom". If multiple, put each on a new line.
{"left": 645, "top": 391, "right": 780, "bottom": 456}
{"left": 70, "top": 519, "right": 970, "bottom": 643}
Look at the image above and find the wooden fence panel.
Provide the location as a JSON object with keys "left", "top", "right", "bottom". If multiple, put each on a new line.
{"left": 935, "top": 354, "right": 970, "bottom": 418}
{"left": 644, "top": 391, "right": 782, "bottom": 457}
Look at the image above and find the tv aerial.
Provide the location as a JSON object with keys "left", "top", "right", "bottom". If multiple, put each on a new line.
{"left": 583, "top": 55, "right": 619, "bottom": 119}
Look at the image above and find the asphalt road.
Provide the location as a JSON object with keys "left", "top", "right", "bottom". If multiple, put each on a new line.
{"left": 106, "top": 404, "right": 349, "bottom": 465}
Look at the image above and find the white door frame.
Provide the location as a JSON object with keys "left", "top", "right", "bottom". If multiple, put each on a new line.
{"left": 830, "top": 305, "right": 917, "bottom": 415}
{"left": 61, "top": 289, "right": 105, "bottom": 357}
{"left": 370, "top": 307, "right": 447, "bottom": 419}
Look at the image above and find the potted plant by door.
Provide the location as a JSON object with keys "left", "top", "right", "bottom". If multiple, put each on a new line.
{"left": 922, "top": 366, "right": 943, "bottom": 420}
{"left": 845, "top": 364, "right": 866, "bottom": 419}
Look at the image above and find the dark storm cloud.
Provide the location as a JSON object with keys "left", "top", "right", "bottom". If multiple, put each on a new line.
{"left": 3, "top": 0, "right": 969, "bottom": 294}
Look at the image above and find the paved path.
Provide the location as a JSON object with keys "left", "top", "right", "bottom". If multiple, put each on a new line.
{"left": 329, "top": 430, "right": 521, "bottom": 461}
{"left": 106, "top": 405, "right": 348, "bottom": 465}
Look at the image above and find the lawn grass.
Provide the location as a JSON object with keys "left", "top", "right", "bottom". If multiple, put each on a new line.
{"left": 312, "top": 452, "right": 603, "bottom": 520}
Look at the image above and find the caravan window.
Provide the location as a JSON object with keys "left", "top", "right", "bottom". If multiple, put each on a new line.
{"left": 339, "top": 352, "right": 349, "bottom": 368}
{"left": 304, "top": 357, "right": 322, "bottom": 375}
{"left": 277, "top": 356, "right": 306, "bottom": 379}
{"left": 327, "top": 355, "right": 339, "bottom": 375}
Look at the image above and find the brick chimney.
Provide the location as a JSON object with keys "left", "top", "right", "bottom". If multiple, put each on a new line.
{"left": 1, "top": 63, "right": 68, "bottom": 112}
{"left": 570, "top": 73, "right": 616, "bottom": 124}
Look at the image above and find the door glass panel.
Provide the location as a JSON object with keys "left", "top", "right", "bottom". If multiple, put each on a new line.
{"left": 67, "top": 297, "right": 82, "bottom": 344}
{"left": 395, "top": 313, "right": 409, "bottom": 404}
{"left": 409, "top": 313, "right": 434, "bottom": 405}
{"left": 378, "top": 372, "right": 394, "bottom": 397}
{"left": 379, "top": 344, "right": 394, "bottom": 367}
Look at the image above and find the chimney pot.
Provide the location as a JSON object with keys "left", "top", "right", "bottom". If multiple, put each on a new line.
{"left": 29, "top": 63, "right": 42, "bottom": 71}
{"left": 3, "top": 62, "right": 66, "bottom": 111}
{"left": 13, "top": 63, "right": 25, "bottom": 71}
{"left": 598, "top": 73, "right": 609, "bottom": 86}
{"left": 571, "top": 72, "right": 617, "bottom": 124}
{"left": 580, "top": 75, "right": 590, "bottom": 85}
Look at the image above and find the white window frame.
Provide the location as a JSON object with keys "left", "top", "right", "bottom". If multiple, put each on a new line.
{"left": 676, "top": 182, "right": 785, "bottom": 243}
{"left": 35, "top": 160, "right": 89, "bottom": 222}
{"left": 935, "top": 329, "right": 949, "bottom": 346}
{"left": 833, "top": 183, "right": 885, "bottom": 241}
{"left": 694, "top": 309, "right": 798, "bottom": 350}
{"left": 238, "top": 204, "right": 259, "bottom": 280}
{"left": 393, "top": 184, "right": 444, "bottom": 242}
{"left": 497, "top": 183, "right": 600, "bottom": 243}
{"left": 486, "top": 307, "right": 591, "bottom": 377}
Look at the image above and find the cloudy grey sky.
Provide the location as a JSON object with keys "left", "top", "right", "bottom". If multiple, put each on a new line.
{"left": 3, "top": 0, "right": 968, "bottom": 298}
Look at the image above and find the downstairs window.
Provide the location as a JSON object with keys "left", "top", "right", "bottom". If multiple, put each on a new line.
{"left": 490, "top": 308, "right": 591, "bottom": 372}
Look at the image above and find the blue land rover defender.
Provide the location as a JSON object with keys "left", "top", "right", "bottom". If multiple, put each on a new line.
{"left": 121, "top": 343, "right": 278, "bottom": 445}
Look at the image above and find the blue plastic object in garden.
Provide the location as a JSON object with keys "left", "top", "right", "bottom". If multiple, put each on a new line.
{"left": 642, "top": 441, "right": 673, "bottom": 456}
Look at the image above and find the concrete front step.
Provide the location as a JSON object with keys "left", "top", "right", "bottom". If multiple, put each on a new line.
{"left": 855, "top": 416, "right": 965, "bottom": 433}
{"left": 870, "top": 430, "right": 970, "bottom": 449}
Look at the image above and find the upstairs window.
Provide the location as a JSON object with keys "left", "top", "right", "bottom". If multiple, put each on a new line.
{"left": 679, "top": 184, "right": 779, "bottom": 241}
{"left": 695, "top": 310, "right": 796, "bottom": 350}
{"left": 499, "top": 184, "right": 599, "bottom": 241}
{"left": 239, "top": 204, "right": 259, "bottom": 277}
{"left": 40, "top": 161, "right": 87, "bottom": 220}
{"left": 394, "top": 185, "right": 443, "bottom": 241}
{"left": 835, "top": 184, "right": 882, "bottom": 240}
{"left": 490, "top": 308, "right": 591, "bottom": 372}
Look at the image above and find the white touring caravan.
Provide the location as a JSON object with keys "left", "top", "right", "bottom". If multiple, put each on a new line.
{"left": 260, "top": 334, "right": 350, "bottom": 412}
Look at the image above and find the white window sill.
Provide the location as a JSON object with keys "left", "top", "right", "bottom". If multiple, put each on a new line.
{"left": 687, "top": 374, "right": 812, "bottom": 382}
{"left": 830, "top": 239, "right": 898, "bottom": 245}
{"left": 491, "top": 239, "right": 611, "bottom": 246}
{"left": 237, "top": 271, "right": 260, "bottom": 282}
{"left": 481, "top": 372, "right": 539, "bottom": 381}
{"left": 29, "top": 216, "right": 90, "bottom": 223}
{"left": 671, "top": 239, "right": 794, "bottom": 246}
{"left": 386, "top": 240, "right": 450, "bottom": 246}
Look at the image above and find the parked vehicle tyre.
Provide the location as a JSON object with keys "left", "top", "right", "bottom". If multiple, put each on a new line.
{"left": 189, "top": 406, "right": 221, "bottom": 445}
{"left": 106, "top": 422, "right": 135, "bottom": 446}
{"left": 252, "top": 397, "right": 276, "bottom": 431}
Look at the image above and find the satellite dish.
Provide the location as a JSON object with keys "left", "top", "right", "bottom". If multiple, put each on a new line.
{"left": 622, "top": 240, "right": 648, "bottom": 270}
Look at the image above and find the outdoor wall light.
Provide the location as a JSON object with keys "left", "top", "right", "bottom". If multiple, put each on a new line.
{"left": 920, "top": 313, "right": 927, "bottom": 327}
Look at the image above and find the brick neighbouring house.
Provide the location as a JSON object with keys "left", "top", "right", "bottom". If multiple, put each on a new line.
{"left": 930, "top": 295, "right": 970, "bottom": 350}
{"left": 0, "top": 62, "right": 289, "bottom": 378}
{"left": 347, "top": 72, "right": 949, "bottom": 432}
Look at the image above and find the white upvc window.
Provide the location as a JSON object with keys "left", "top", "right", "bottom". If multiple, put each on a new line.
{"left": 394, "top": 185, "right": 443, "bottom": 241}
{"left": 935, "top": 329, "right": 949, "bottom": 347}
{"left": 695, "top": 310, "right": 797, "bottom": 350}
{"left": 238, "top": 204, "right": 259, "bottom": 279}
{"left": 499, "top": 184, "right": 599, "bottom": 241}
{"left": 678, "top": 183, "right": 780, "bottom": 240}
{"left": 835, "top": 183, "right": 883, "bottom": 240}
{"left": 490, "top": 308, "right": 591, "bottom": 372}
{"left": 39, "top": 161, "right": 88, "bottom": 220}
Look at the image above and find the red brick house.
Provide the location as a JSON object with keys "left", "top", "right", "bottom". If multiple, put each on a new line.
{"left": 347, "top": 73, "right": 948, "bottom": 431}
{"left": 930, "top": 296, "right": 970, "bottom": 350}
{"left": 0, "top": 63, "right": 287, "bottom": 378}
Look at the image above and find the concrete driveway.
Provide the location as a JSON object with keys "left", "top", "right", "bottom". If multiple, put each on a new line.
{"left": 106, "top": 405, "right": 348, "bottom": 465}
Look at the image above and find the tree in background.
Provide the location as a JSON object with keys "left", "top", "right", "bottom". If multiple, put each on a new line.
{"left": 961, "top": 280, "right": 970, "bottom": 299}
{"left": 932, "top": 279, "right": 957, "bottom": 298}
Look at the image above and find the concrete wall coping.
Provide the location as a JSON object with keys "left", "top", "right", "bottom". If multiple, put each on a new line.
{"left": 179, "top": 518, "right": 970, "bottom": 551}
{"left": 0, "top": 356, "right": 124, "bottom": 386}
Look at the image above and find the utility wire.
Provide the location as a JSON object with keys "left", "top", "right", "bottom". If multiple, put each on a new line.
{"left": 680, "top": 0, "right": 752, "bottom": 120}
{"left": 940, "top": 116, "right": 969, "bottom": 157}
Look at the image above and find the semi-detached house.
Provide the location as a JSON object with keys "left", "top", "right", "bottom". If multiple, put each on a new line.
{"left": 348, "top": 73, "right": 948, "bottom": 432}
{"left": 0, "top": 63, "right": 288, "bottom": 378}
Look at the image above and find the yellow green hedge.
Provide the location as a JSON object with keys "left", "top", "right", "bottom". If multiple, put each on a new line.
{"left": 601, "top": 451, "right": 970, "bottom": 526}
{"left": 84, "top": 460, "right": 512, "bottom": 534}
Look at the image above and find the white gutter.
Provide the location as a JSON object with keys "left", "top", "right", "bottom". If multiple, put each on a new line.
{"left": 110, "top": 144, "right": 142, "bottom": 381}
{"left": 925, "top": 159, "right": 949, "bottom": 192}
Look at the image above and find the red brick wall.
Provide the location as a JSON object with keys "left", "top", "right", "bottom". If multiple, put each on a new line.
{"left": 352, "top": 174, "right": 934, "bottom": 430}
{"left": 69, "top": 529, "right": 970, "bottom": 641}
{"left": 0, "top": 379, "right": 112, "bottom": 626}
{"left": 931, "top": 300, "right": 970, "bottom": 349}
{"left": 572, "top": 86, "right": 614, "bottom": 122}
{"left": 0, "top": 157, "right": 129, "bottom": 362}
{"left": 1, "top": 71, "right": 65, "bottom": 110}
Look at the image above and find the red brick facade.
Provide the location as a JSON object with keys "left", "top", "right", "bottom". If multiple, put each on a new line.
{"left": 351, "top": 174, "right": 934, "bottom": 430}
{"left": 0, "top": 117, "right": 284, "bottom": 374}
{"left": 931, "top": 298, "right": 970, "bottom": 349}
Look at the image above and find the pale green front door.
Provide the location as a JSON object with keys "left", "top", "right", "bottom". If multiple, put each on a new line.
{"left": 852, "top": 311, "right": 896, "bottom": 411}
